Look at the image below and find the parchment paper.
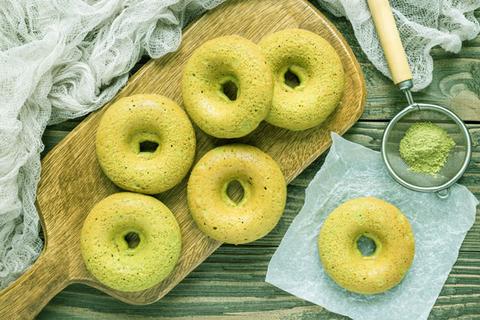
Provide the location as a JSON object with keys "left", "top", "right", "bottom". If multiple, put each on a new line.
{"left": 266, "top": 133, "right": 478, "bottom": 320}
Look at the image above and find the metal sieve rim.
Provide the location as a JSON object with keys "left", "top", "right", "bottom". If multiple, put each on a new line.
{"left": 381, "top": 103, "right": 472, "bottom": 193}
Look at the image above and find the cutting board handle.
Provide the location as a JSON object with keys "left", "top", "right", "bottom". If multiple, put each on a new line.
{"left": 0, "top": 249, "right": 68, "bottom": 319}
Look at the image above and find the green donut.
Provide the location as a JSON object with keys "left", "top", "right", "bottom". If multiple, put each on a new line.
{"left": 81, "top": 192, "right": 182, "bottom": 292}
{"left": 96, "top": 94, "right": 196, "bottom": 194}
{"left": 182, "top": 35, "right": 273, "bottom": 138}
{"left": 259, "top": 28, "right": 345, "bottom": 131}
{"left": 187, "top": 144, "right": 286, "bottom": 244}
{"left": 318, "top": 197, "right": 415, "bottom": 294}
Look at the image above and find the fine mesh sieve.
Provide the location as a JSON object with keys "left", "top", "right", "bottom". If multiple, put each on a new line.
{"left": 381, "top": 103, "right": 472, "bottom": 196}
{"left": 367, "top": 0, "right": 473, "bottom": 196}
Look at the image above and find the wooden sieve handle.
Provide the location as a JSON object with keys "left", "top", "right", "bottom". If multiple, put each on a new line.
{"left": 0, "top": 249, "right": 68, "bottom": 319}
{"left": 367, "top": 0, "right": 412, "bottom": 86}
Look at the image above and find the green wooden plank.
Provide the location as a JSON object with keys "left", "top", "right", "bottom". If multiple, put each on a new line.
{"left": 38, "top": 250, "right": 480, "bottom": 319}
{"left": 41, "top": 122, "right": 480, "bottom": 254}
{"left": 38, "top": 121, "right": 480, "bottom": 319}
{"left": 35, "top": 4, "right": 480, "bottom": 319}
{"left": 40, "top": 5, "right": 480, "bottom": 148}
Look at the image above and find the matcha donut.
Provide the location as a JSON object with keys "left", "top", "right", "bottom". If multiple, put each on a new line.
{"left": 187, "top": 144, "right": 286, "bottom": 244}
{"left": 259, "top": 28, "right": 345, "bottom": 131}
{"left": 96, "top": 94, "right": 196, "bottom": 194}
{"left": 182, "top": 35, "right": 273, "bottom": 138}
{"left": 318, "top": 197, "right": 415, "bottom": 294}
{"left": 81, "top": 192, "right": 182, "bottom": 292}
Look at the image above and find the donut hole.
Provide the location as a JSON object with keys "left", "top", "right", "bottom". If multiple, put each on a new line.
{"left": 356, "top": 235, "right": 377, "bottom": 256}
{"left": 221, "top": 80, "right": 238, "bottom": 101}
{"left": 139, "top": 140, "right": 159, "bottom": 153}
{"left": 226, "top": 180, "right": 244, "bottom": 204}
{"left": 124, "top": 231, "right": 141, "bottom": 249}
{"left": 283, "top": 68, "right": 301, "bottom": 88}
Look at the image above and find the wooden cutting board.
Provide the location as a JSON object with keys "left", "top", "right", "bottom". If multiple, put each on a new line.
{"left": 0, "top": 0, "right": 365, "bottom": 318}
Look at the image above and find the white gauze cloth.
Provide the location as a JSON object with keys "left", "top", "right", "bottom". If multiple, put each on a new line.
{"left": 317, "top": 0, "right": 480, "bottom": 90}
{"left": 0, "top": 0, "right": 224, "bottom": 289}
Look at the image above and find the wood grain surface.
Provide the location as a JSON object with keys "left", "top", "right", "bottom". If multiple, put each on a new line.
{"left": 0, "top": 0, "right": 365, "bottom": 319}
{"left": 37, "top": 5, "right": 480, "bottom": 320}
{"left": 34, "top": 4, "right": 480, "bottom": 320}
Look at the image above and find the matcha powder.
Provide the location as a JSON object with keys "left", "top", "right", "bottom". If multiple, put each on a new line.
{"left": 399, "top": 122, "right": 455, "bottom": 175}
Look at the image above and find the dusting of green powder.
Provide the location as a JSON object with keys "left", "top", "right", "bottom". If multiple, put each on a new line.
{"left": 399, "top": 122, "right": 455, "bottom": 175}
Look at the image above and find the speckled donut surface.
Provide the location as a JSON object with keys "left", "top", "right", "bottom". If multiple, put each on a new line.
{"left": 80, "top": 192, "right": 182, "bottom": 292}
{"left": 318, "top": 197, "right": 415, "bottom": 295}
{"left": 187, "top": 144, "right": 286, "bottom": 244}
{"left": 96, "top": 94, "right": 196, "bottom": 194}
{"left": 259, "top": 28, "right": 345, "bottom": 131}
{"left": 182, "top": 35, "right": 273, "bottom": 138}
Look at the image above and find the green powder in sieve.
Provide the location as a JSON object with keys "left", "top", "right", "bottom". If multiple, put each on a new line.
{"left": 399, "top": 122, "right": 455, "bottom": 175}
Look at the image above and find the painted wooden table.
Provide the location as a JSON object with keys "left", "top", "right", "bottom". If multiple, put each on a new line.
{"left": 38, "top": 3, "right": 480, "bottom": 319}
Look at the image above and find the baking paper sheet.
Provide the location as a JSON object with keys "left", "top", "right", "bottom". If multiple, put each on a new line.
{"left": 266, "top": 133, "right": 478, "bottom": 320}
